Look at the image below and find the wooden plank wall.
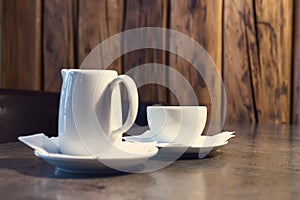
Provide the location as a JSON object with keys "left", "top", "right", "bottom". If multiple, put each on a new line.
{"left": 0, "top": 0, "right": 299, "bottom": 124}
{"left": 254, "top": 0, "right": 293, "bottom": 124}
{"left": 78, "top": 0, "right": 123, "bottom": 72}
{"left": 293, "top": 0, "right": 300, "bottom": 124}
{"left": 123, "top": 0, "right": 168, "bottom": 103}
{"left": 170, "top": 0, "right": 223, "bottom": 106}
{"left": 224, "top": 0, "right": 293, "bottom": 124}
{"left": 43, "top": 0, "right": 75, "bottom": 92}
{"left": 2, "top": 0, "right": 42, "bottom": 90}
{"left": 224, "top": 0, "right": 257, "bottom": 123}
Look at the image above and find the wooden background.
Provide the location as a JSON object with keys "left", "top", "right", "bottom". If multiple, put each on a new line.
{"left": 0, "top": 0, "right": 299, "bottom": 124}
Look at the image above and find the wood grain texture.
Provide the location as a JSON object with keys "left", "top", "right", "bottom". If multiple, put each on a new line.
{"left": 123, "top": 0, "right": 168, "bottom": 103}
{"left": 78, "top": 0, "right": 123, "bottom": 73}
{"left": 1, "top": 0, "right": 42, "bottom": 90}
{"left": 43, "top": 0, "right": 75, "bottom": 92}
{"left": 169, "top": 0, "right": 223, "bottom": 130}
{"left": 0, "top": 0, "right": 297, "bottom": 125}
{"left": 223, "top": 0, "right": 258, "bottom": 123}
{"left": 253, "top": 0, "right": 293, "bottom": 123}
{"left": 293, "top": 0, "right": 300, "bottom": 124}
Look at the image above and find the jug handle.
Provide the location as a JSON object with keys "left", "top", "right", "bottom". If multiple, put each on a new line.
{"left": 108, "top": 75, "right": 138, "bottom": 135}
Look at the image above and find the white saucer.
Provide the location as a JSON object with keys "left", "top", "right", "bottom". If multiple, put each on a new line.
{"left": 34, "top": 150, "right": 154, "bottom": 174}
{"left": 123, "top": 131, "right": 235, "bottom": 158}
{"left": 18, "top": 134, "right": 158, "bottom": 174}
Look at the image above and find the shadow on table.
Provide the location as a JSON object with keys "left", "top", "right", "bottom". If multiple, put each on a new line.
{"left": 178, "top": 150, "right": 221, "bottom": 160}
{"left": 0, "top": 157, "right": 129, "bottom": 179}
{"left": 151, "top": 150, "right": 221, "bottom": 162}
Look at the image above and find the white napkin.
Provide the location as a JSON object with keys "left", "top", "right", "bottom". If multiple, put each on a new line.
{"left": 124, "top": 131, "right": 235, "bottom": 147}
{"left": 196, "top": 131, "right": 235, "bottom": 147}
{"left": 18, "top": 133, "right": 60, "bottom": 154}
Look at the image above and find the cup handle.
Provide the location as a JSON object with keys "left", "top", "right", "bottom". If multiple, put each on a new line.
{"left": 108, "top": 75, "right": 138, "bottom": 135}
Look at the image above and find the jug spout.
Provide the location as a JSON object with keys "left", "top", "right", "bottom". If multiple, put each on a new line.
{"left": 61, "top": 69, "right": 68, "bottom": 80}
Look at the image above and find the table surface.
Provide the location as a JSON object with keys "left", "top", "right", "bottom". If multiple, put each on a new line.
{"left": 1, "top": 123, "right": 300, "bottom": 200}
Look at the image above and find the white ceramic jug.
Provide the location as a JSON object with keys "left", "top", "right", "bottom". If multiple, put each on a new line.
{"left": 58, "top": 69, "right": 138, "bottom": 156}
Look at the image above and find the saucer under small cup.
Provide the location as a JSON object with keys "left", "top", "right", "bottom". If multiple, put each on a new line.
{"left": 124, "top": 131, "right": 235, "bottom": 158}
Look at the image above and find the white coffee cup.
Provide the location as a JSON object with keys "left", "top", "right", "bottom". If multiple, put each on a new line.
{"left": 147, "top": 106, "right": 207, "bottom": 145}
{"left": 58, "top": 69, "right": 138, "bottom": 156}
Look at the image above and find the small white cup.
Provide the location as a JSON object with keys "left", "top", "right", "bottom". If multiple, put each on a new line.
{"left": 147, "top": 106, "right": 207, "bottom": 145}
